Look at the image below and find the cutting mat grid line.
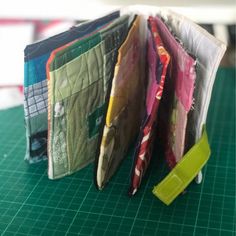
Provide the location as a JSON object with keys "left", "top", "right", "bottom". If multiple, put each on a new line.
{"left": 0, "top": 67, "right": 235, "bottom": 236}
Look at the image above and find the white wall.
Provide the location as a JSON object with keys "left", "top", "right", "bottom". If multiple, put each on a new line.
{"left": 0, "top": 0, "right": 235, "bottom": 23}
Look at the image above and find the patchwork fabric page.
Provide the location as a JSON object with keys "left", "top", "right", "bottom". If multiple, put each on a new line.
{"left": 129, "top": 17, "right": 170, "bottom": 196}
{"left": 160, "top": 10, "right": 226, "bottom": 149}
{"left": 95, "top": 16, "right": 147, "bottom": 189}
{"left": 155, "top": 16, "right": 196, "bottom": 169}
{"left": 47, "top": 15, "right": 132, "bottom": 179}
{"left": 24, "top": 12, "right": 120, "bottom": 164}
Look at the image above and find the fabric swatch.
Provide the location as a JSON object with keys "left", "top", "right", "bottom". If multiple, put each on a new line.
{"left": 47, "top": 15, "right": 132, "bottom": 179}
{"left": 95, "top": 16, "right": 147, "bottom": 189}
{"left": 24, "top": 12, "right": 120, "bottom": 163}
{"left": 155, "top": 16, "right": 196, "bottom": 169}
{"left": 129, "top": 16, "right": 170, "bottom": 195}
{"left": 160, "top": 10, "right": 226, "bottom": 151}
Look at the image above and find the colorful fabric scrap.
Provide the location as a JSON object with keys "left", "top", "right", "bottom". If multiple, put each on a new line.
{"left": 155, "top": 16, "right": 196, "bottom": 169}
{"left": 95, "top": 16, "right": 147, "bottom": 189}
{"left": 129, "top": 16, "right": 170, "bottom": 195}
{"left": 24, "top": 12, "right": 120, "bottom": 163}
{"left": 47, "top": 15, "right": 132, "bottom": 179}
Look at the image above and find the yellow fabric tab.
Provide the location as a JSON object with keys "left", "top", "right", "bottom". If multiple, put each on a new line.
{"left": 152, "top": 125, "right": 211, "bottom": 205}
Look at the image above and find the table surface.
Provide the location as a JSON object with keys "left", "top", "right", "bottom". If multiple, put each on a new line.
{"left": 0, "top": 67, "right": 235, "bottom": 236}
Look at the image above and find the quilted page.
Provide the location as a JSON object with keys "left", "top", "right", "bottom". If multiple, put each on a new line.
{"left": 154, "top": 16, "right": 197, "bottom": 169}
{"left": 129, "top": 16, "right": 170, "bottom": 196}
{"left": 24, "top": 12, "right": 120, "bottom": 163}
{"left": 47, "top": 15, "right": 132, "bottom": 179}
{"left": 160, "top": 10, "right": 227, "bottom": 150}
{"left": 95, "top": 15, "right": 147, "bottom": 189}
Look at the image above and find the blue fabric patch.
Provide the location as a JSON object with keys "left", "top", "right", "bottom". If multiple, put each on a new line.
{"left": 24, "top": 53, "right": 50, "bottom": 87}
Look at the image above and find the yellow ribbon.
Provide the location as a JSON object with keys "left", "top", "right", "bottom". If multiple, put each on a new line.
{"left": 152, "top": 125, "right": 211, "bottom": 205}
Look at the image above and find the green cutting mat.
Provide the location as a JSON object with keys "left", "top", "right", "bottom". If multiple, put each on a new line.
{"left": 0, "top": 67, "right": 235, "bottom": 236}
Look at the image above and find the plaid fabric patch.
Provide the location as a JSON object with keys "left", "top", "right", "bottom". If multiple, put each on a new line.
{"left": 24, "top": 80, "right": 48, "bottom": 118}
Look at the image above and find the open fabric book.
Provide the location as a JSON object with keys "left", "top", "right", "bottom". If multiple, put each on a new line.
{"left": 23, "top": 9, "right": 226, "bottom": 205}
